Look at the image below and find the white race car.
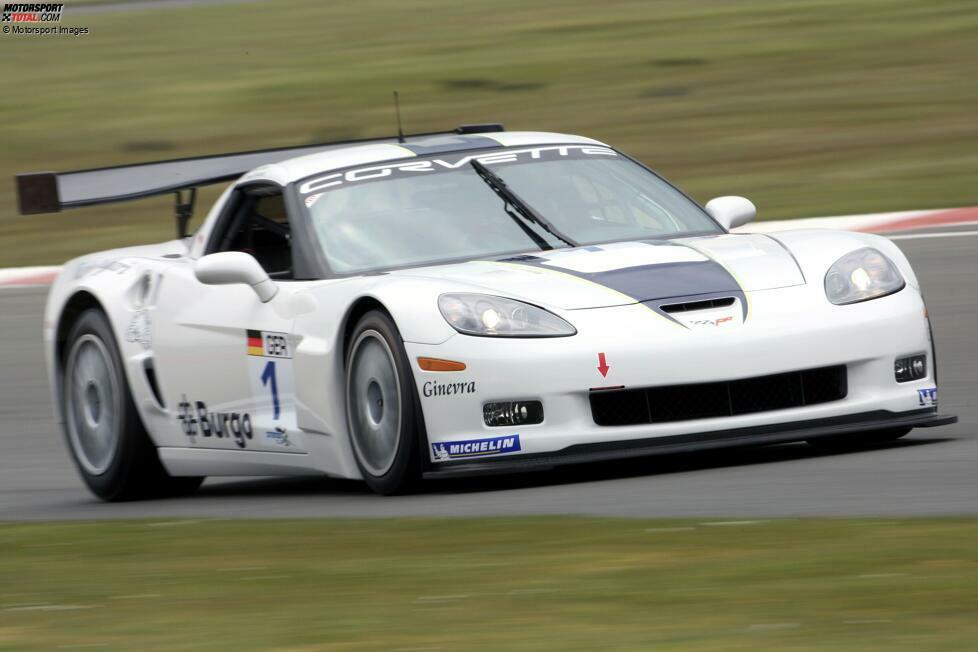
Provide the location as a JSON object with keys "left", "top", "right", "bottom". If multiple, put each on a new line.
{"left": 17, "top": 125, "right": 956, "bottom": 498}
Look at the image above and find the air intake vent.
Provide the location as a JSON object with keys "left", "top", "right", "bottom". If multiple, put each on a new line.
{"left": 143, "top": 358, "right": 166, "bottom": 409}
{"left": 660, "top": 297, "right": 735, "bottom": 313}
{"left": 590, "top": 365, "right": 847, "bottom": 426}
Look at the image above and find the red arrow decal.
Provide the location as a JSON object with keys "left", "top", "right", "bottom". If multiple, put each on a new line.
{"left": 597, "top": 352, "right": 610, "bottom": 377}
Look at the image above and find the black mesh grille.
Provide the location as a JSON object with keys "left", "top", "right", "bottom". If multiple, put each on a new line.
{"left": 590, "top": 365, "right": 847, "bottom": 426}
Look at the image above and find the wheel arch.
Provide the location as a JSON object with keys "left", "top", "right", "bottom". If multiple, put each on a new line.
{"left": 340, "top": 296, "right": 394, "bottom": 364}
{"left": 338, "top": 294, "right": 433, "bottom": 477}
{"left": 48, "top": 290, "right": 111, "bottom": 422}
{"left": 55, "top": 290, "right": 109, "bottom": 368}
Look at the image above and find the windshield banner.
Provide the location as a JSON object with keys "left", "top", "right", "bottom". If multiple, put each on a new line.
{"left": 298, "top": 144, "right": 618, "bottom": 196}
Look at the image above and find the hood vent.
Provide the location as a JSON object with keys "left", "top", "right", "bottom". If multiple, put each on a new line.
{"left": 660, "top": 297, "right": 735, "bottom": 313}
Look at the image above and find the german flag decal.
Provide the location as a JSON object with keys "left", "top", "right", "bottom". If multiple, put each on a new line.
{"left": 246, "top": 330, "right": 264, "bottom": 356}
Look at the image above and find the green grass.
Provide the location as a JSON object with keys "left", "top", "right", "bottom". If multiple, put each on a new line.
{"left": 2, "top": 518, "right": 977, "bottom": 650}
{"left": 1, "top": 0, "right": 977, "bottom": 266}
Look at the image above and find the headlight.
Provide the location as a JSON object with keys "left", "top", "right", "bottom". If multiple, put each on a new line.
{"left": 438, "top": 293, "right": 576, "bottom": 337}
{"left": 824, "top": 247, "right": 905, "bottom": 305}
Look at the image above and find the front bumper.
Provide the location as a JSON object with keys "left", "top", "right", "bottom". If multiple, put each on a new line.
{"left": 422, "top": 408, "right": 957, "bottom": 479}
{"left": 407, "top": 283, "right": 953, "bottom": 472}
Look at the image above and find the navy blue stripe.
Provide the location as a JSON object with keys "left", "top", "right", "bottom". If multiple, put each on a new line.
{"left": 593, "top": 261, "right": 738, "bottom": 302}
{"left": 399, "top": 135, "right": 500, "bottom": 155}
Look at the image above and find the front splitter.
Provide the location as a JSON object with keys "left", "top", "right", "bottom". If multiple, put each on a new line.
{"left": 422, "top": 409, "right": 957, "bottom": 479}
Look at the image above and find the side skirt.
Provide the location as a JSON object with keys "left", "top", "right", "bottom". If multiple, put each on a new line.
{"left": 159, "top": 447, "right": 319, "bottom": 477}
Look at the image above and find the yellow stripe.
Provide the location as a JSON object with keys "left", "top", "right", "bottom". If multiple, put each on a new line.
{"left": 247, "top": 346, "right": 264, "bottom": 356}
{"left": 388, "top": 144, "right": 418, "bottom": 157}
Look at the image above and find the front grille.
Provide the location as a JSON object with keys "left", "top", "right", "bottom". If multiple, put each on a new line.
{"left": 590, "top": 365, "right": 847, "bottom": 426}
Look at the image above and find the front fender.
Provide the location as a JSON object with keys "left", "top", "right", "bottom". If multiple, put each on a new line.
{"left": 45, "top": 242, "right": 188, "bottom": 424}
{"left": 769, "top": 229, "right": 920, "bottom": 291}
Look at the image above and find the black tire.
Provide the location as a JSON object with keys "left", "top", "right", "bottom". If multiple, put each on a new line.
{"left": 61, "top": 309, "right": 204, "bottom": 501}
{"left": 807, "top": 427, "right": 912, "bottom": 451}
{"left": 344, "top": 310, "right": 422, "bottom": 495}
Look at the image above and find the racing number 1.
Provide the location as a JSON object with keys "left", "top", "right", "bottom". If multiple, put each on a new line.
{"left": 261, "top": 360, "right": 280, "bottom": 420}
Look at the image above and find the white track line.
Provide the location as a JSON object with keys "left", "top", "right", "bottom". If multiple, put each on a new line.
{"left": 887, "top": 229, "right": 978, "bottom": 240}
{"left": 736, "top": 210, "right": 934, "bottom": 234}
{"left": 0, "top": 266, "right": 60, "bottom": 285}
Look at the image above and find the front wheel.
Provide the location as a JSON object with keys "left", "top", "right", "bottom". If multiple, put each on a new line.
{"left": 807, "top": 427, "right": 912, "bottom": 451}
{"left": 345, "top": 310, "right": 422, "bottom": 495}
{"left": 62, "top": 309, "right": 203, "bottom": 501}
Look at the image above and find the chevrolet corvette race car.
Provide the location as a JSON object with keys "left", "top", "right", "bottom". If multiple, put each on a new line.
{"left": 17, "top": 125, "right": 956, "bottom": 498}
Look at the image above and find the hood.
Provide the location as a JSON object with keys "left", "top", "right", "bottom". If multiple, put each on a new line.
{"left": 394, "top": 235, "right": 805, "bottom": 310}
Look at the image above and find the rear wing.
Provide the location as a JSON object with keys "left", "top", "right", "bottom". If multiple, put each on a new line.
{"left": 15, "top": 123, "right": 504, "bottom": 236}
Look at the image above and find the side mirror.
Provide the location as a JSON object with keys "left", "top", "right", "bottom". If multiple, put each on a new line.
{"left": 705, "top": 196, "right": 756, "bottom": 230}
{"left": 194, "top": 252, "right": 278, "bottom": 303}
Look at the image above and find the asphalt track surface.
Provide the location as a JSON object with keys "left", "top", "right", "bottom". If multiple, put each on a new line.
{"left": 1, "top": 227, "right": 975, "bottom": 520}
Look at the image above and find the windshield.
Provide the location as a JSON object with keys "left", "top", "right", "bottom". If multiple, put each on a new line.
{"left": 298, "top": 144, "right": 722, "bottom": 274}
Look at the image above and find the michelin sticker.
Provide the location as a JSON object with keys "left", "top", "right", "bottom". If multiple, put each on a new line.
{"left": 432, "top": 434, "right": 521, "bottom": 461}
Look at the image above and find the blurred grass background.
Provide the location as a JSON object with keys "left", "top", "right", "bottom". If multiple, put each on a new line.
{"left": 3, "top": 518, "right": 978, "bottom": 650}
{"left": 0, "top": 0, "right": 976, "bottom": 267}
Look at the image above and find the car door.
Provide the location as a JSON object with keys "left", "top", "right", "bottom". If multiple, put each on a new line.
{"left": 151, "top": 183, "right": 305, "bottom": 454}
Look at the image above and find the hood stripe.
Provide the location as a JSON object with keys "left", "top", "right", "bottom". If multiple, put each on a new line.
{"left": 498, "top": 244, "right": 748, "bottom": 325}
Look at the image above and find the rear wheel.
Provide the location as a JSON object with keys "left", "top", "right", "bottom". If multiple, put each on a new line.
{"left": 807, "top": 427, "right": 912, "bottom": 451}
{"left": 345, "top": 310, "right": 421, "bottom": 495}
{"left": 62, "top": 309, "right": 203, "bottom": 501}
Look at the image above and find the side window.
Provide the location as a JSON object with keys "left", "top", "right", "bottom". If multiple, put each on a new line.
{"left": 207, "top": 186, "right": 294, "bottom": 279}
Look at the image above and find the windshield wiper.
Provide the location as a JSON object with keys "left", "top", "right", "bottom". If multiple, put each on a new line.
{"left": 470, "top": 160, "right": 578, "bottom": 249}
